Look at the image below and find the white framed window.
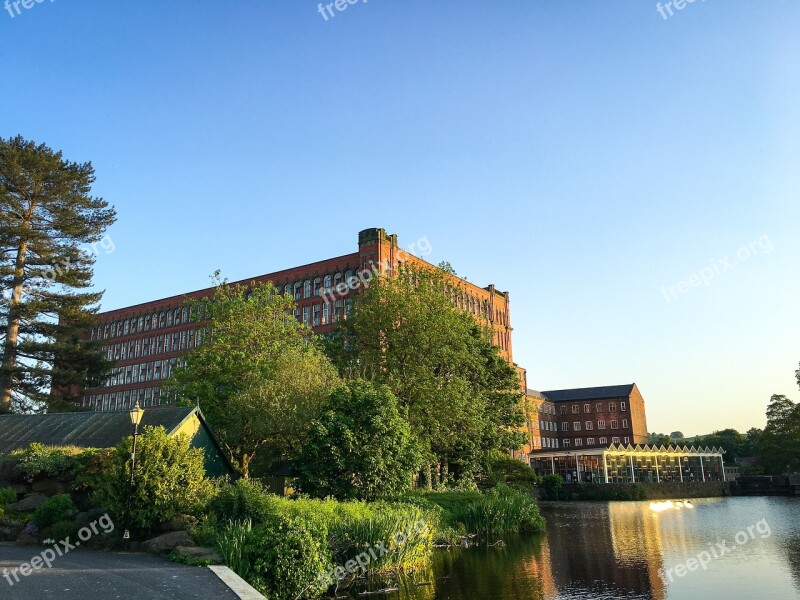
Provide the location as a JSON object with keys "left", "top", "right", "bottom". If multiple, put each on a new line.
{"left": 609, "top": 402, "right": 617, "bottom": 412}
{"left": 563, "top": 439, "right": 570, "bottom": 447}
{"left": 612, "top": 436, "right": 620, "bottom": 444}
{"left": 598, "top": 419, "right": 606, "bottom": 429}
{"left": 304, "top": 280, "right": 312, "bottom": 298}
{"left": 584, "top": 403, "right": 591, "bottom": 413}
{"left": 622, "top": 419, "right": 628, "bottom": 429}
{"left": 596, "top": 403, "right": 604, "bottom": 412}
{"left": 294, "top": 282, "right": 302, "bottom": 300}
{"left": 572, "top": 404, "right": 579, "bottom": 414}
{"left": 313, "top": 304, "right": 321, "bottom": 326}
{"left": 621, "top": 401, "right": 627, "bottom": 411}
{"left": 322, "top": 302, "right": 330, "bottom": 325}
{"left": 611, "top": 420, "right": 619, "bottom": 429}
{"left": 573, "top": 422, "right": 581, "bottom": 431}
{"left": 303, "top": 306, "right": 310, "bottom": 325}
{"left": 553, "top": 440, "right": 559, "bottom": 449}
{"left": 587, "top": 437, "right": 595, "bottom": 446}
{"left": 575, "top": 438, "right": 583, "bottom": 447}
{"left": 313, "top": 277, "right": 322, "bottom": 296}
{"left": 599, "top": 437, "right": 607, "bottom": 445}
{"left": 624, "top": 437, "right": 630, "bottom": 445}
{"left": 585, "top": 421, "right": 593, "bottom": 430}
{"left": 562, "top": 422, "right": 569, "bottom": 431}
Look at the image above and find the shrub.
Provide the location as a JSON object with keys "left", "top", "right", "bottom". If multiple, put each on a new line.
{"left": 539, "top": 474, "right": 564, "bottom": 500}
{"left": 14, "top": 444, "right": 81, "bottom": 482}
{"left": 245, "top": 514, "right": 332, "bottom": 600}
{"left": 486, "top": 457, "right": 539, "bottom": 490}
{"left": 94, "top": 426, "right": 214, "bottom": 535}
{"left": 51, "top": 520, "right": 78, "bottom": 542}
{"left": 0, "top": 487, "right": 16, "bottom": 505}
{"left": 210, "top": 479, "right": 278, "bottom": 525}
{"left": 34, "top": 494, "right": 77, "bottom": 528}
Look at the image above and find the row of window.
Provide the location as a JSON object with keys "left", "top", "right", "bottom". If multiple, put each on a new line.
{"left": 83, "top": 386, "right": 170, "bottom": 411}
{"left": 566, "top": 419, "right": 629, "bottom": 432}
{"left": 102, "top": 328, "right": 205, "bottom": 362}
{"left": 537, "top": 420, "right": 557, "bottom": 432}
{"left": 102, "top": 359, "right": 182, "bottom": 388}
{"left": 92, "top": 306, "right": 196, "bottom": 341}
{"left": 566, "top": 401, "right": 627, "bottom": 414}
{"left": 563, "top": 436, "right": 631, "bottom": 447}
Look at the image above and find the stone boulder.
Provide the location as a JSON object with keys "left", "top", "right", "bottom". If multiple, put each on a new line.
{"left": 144, "top": 530, "right": 194, "bottom": 554}
{"left": 11, "top": 494, "right": 48, "bottom": 512}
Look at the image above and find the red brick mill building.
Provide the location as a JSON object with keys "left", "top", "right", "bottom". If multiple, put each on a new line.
{"left": 79, "top": 228, "right": 515, "bottom": 411}
{"left": 77, "top": 226, "right": 658, "bottom": 472}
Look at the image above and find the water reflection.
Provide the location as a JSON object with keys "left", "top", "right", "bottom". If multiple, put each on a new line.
{"left": 350, "top": 497, "right": 800, "bottom": 600}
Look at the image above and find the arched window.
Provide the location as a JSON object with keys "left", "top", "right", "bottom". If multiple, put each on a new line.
{"left": 313, "top": 277, "right": 322, "bottom": 296}
{"left": 304, "top": 279, "right": 312, "bottom": 298}
{"left": 284, "top": 283, "right": 291, "bottom": 296}
{"left": 167, "top": 309, "right": 173, "bottom": 326}
{"left": 159, "top": 311, "right": 166, "bottom": 328}
{"left": 293, "top": 282, "right": 302, "bottom": 300}
{"left": 324, "top": 275, "right": 332, "bottom": 291}
{"left": 182, "top": 307, "right": 188, "bottom": 322}
{"left": 124, "top": 320, "right": 130, "bottom": 335}
{"left": 174, "top": 308, "right": 181, "bottom": 324}
{"left": 333, "top": 272, "right": 344, "bottom": 293}
{"left": 345, "top": 270, "right": 356, "bottom": 287}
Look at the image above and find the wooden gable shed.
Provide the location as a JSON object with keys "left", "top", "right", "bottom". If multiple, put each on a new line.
{"left": 0, "top": 406, "right": 235, "bottom": 478}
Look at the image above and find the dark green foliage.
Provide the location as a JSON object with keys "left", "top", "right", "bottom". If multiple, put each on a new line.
{"left": 574, "top": 483, "right": 648, "bottom": 501}
{"left": 758, "top": 393, "right": 800, "bottom": 474}
{"left": 34, "top": 494, "right": 77, "bottom": 527}
{"left": 94, "top": 426, "right": 213, "bottom": 535}
{"left": 295, "top": 380, "right": 421, "bottom": 501}
{"left": 210, "top": 479, "right": 277, "bottom": 525}
{"left": 538, "top": 474, "right": 564, "bottom": 500}
{"left": 245, "top": 514, "right": 332, "bottom": 600}
{"left": 325, "top": 265, "right": 526, "bottom": 484}
{"left": 0, "top": 487, "right": 16, "bottom": 504}
{"left": 166, "top": 275, "right": 339, "bottom": 478}
{"left": 51, "top": 520, "right": 78, "bottom": 542}
{"left": 486, "top": 456, "right": 539, "bottom": 490}
{"left": 0, "top": 135, "right": 116, "bottom": 412}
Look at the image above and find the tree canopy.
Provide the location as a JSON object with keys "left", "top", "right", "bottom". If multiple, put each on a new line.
{"left": 325, "top": 264, "right": 525, "bottom": 485}
{"left": 0, "top": 136, "right": 115, "bottom": 412}
{"left": 165, "top": 275, "right": 340, "bottom": 478}
{"left": 295, "top": 379, "right": 421, "bottom": 500}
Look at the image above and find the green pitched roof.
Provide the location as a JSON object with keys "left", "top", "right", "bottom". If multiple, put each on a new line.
{"left": 0, "top": 407, "right": 199, "bottom": 455}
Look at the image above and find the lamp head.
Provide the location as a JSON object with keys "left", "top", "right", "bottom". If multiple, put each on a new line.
{"left": 129, "top": 401, "right": 144, "bottom": 427}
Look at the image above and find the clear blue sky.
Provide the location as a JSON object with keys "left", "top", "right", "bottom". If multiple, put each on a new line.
{"left": 2, "top": 1, "right": 798, "bottom": 436}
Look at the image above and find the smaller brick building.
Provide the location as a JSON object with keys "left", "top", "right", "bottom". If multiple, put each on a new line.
{"left": 525, "top": 384, "right": 649, "bottom": 453}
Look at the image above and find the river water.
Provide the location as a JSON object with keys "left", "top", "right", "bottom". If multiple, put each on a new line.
{"left": 371, "top": 496, "right": 800, "bottom": 600}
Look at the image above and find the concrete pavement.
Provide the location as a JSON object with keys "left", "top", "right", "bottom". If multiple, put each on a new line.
{"left": 0, "top": 544, "right": 264, "bottom": 599}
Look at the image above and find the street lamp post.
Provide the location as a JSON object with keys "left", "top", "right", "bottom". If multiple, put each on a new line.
{"left": 123, "top": 401, "right": 145, "bottom": 544}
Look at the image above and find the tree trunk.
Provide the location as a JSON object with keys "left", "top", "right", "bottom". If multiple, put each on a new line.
{"left": 0, "top": 225, "right": 28, "bottom": 413}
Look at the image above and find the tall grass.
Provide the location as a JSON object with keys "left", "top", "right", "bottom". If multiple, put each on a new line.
{"left": 215, "top": 519, "right": 252, "bottom": 579}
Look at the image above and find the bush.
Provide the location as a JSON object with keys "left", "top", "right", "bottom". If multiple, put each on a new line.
{"left": 0, "top": 487, "right": 16, "bottom": 505}
{"left": 210, "top": 479, "right": 278, "bottom": 525}
{"left": 34, "top": 494, "right": 77, "bottom": 528}
{"left": 539, "top": 474, "right": 564, "bottom": 500}
{"left": 216, "top": 519, "right": 252, "bottom": 579}
{"left": 574, "top": 483, "right": 648, "bottom": 501}
{"left": 245, "top": 514, "right": 332, "bottom": 600}
{"left": 486, "top": 457, "right": 539, "bottom": 490}
{"left": 94, "top": 426, "right": 214, "bottom": 535}
{"left": 51, "top": 520, "right": 78, "bottom": 542}
{"left": 14, "top": 444, "right": 82, "bottom": 482}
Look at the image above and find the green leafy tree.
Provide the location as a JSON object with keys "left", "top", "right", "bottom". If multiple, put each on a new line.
{"left": 165, "top": 275, "right": 339, "bottom": 478}
{"left": 0, "top": 136, "right": 115, "bottom": 412}
{"left": 758, "top": 394, "right": 800, "bottom": 474}
{"left": 670, "top": 431, "right": 685, "bottom": 439}
{"left": 326, "top": 264, "right": 525, "bottom": 484}
{"left": 95, "top": 426, "right": 213, "bottom": 535}
{"left": 295, "top": 379, "right": 421, "bottom": 500}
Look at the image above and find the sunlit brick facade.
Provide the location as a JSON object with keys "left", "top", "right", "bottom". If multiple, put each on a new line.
{"left": 81, "top": 228, "right": 516, "bottom": 411}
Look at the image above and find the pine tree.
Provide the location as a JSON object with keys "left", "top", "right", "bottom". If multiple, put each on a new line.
{"left": 0, "top": 136, "right": 116, "bottom": 412}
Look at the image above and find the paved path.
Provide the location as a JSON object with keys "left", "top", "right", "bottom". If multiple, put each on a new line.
{"left": 0, "top": 545, "right": 250, "bottom": 599}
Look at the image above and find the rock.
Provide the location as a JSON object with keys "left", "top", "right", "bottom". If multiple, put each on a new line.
{"left": 16, "top": 522, "right": 38, "bottom": 546}
{"left": 145, "top": 530, "right": 194, "bottom": 554}
{"left": 75, "top": 508, "right": 108, "bottom": 530}
{"left": 11, "top": 494, "right": 48, "bottom": 512}
{"left": 12, "top": 482, "right": 31, "bottom": 496}
{"left": 0, "top": 523, "right": 24, "bottom": 542}
{"left": 0, "top": 459, "right": 23, "bottom": 483}
{"left": 173, "top": 545, "right": 223, "bottom": 563}
{"left": 31, "top": 479, "right": 69, "bottom": 495}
